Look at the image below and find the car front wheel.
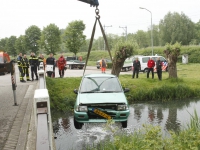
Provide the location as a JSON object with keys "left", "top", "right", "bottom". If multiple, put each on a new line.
{"left": 121, "top": 121, "right": 127, "bottom": 128}
{"left": 74, "top": 117, "right": 83, "bottom": 129}
{"left": 144, "top": 68, "right": 148, "bottom": 73}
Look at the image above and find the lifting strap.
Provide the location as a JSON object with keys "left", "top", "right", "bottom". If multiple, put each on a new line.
{"left": 83, "top": 8, "right": 115, "bottom": 76}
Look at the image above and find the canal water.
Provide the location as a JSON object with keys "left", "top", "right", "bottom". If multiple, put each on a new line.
{"left": 52, "top": 99, "right": 200, "bottom": 150}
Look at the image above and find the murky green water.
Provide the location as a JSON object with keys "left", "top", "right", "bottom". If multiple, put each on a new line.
{"left": 52, "top": 99, "right": 200, "bottom": 150}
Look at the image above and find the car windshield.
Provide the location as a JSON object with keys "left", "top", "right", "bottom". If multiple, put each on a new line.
{"left": 80, "top": 77, "right": 122, "bottom": 93}
{"left": 0, "top": 56, "right": 3, "bottom": 63}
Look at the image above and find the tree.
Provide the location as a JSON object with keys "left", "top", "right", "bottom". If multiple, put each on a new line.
{"left": 64, "top": 20, "right": 86, "bottom": 56}
{"left": 40, "top": 24, "right": 61, "bottom": 55}
{"left": 6, "top": 36, "right": 17, "bottom": 57}
{"left": 25, "top": 25, "right": 41, "bottom": 54}
{"left": 194, "top": 20, "right": 200, "bottom": 44}
{"left": 15, "top": 35, "right": 28, "bottom": 54}
{"left": 111, "top": 41, "right": 137, "bottom": 77}
{"left": 0, "top": 38, "right": 8, "bottom": 51}
{"left": 134, "top": 30, "right": 148, "bottom": 48}
{"left": 164, "top": 42, "right": 181, "bottom": 78}
{"left": 159, "top": 12, "right": 195, "bottom": 45}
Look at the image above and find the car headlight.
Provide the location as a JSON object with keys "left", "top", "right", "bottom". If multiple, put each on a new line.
{"left": 117, "top": 105, "right": 128, "bottom": 111}
{"left": 76, "top": 106, "right": 88, "bottom": 112}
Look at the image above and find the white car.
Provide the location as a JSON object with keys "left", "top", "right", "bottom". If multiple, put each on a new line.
{"left": 132, "top": 55, "right": 168, "bottom": 72}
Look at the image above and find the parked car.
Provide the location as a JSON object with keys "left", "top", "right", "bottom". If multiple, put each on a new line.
{"left": 0, "top": 51, "right": 11, "bottom": 75}
{"left": 96, "top": 58, "right": 112, "bottom": 69}
{"left": 66, "top": 56, "right": 85, "bottom": 69}
{"left": 73, "top": 73, "right": 130, "bottom": 129}
{"left": 132, "top": 55, "right": 168, "bottom": 72}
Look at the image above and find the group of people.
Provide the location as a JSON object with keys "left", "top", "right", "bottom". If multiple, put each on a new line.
{"left": 132, "top": 57, "right": 163, "bottom": 80}
{"left": 17, "top": 52, "right": 67, "bottom": 82}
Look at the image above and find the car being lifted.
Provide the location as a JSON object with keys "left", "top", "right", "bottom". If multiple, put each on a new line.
{"left": 73, "top": 73, "right": 130, "bottom": 129}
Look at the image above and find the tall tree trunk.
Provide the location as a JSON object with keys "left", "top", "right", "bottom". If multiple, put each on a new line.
{"left": 164, "top": 42, "right": 181, "bottom": 79}
{"left": 111, "top": 58, "right": 125, "bottom": 77}
{"left": 167, "top": 55, "right": 178, "bottom": 78}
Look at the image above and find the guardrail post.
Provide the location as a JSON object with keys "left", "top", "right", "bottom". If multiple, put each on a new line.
{"left": 34, "top": 88, "right": 53, "bottom": 150}
{"left": 9, "top": 60, "right": 18, "bottom": 106}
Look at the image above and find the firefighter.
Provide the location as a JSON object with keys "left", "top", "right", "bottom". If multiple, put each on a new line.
{"left": 29, "top": 52, "right": 38, "bottom": 81}
{"left": 17, "top": 53, "right": 26, "bottom": 82}
{"left": 23, "top": 54, "right": 31, "bottom": 81}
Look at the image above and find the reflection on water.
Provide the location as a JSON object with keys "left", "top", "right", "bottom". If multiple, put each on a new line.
{"left": 52, "top": 99, "right": 200, "bottom": 150}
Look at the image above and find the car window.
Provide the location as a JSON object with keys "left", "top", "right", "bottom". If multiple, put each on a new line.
{"left": 4, "top": 56, "right": 8, "bottom": 63}
{"left": 80, "top": 77, "right": 122, "bottom": 93}
{"left": 142, "top": 57, "right": 149, "bottom": 63}
{"left": 160, "top": 57, "right": 166, "bottom": 62}
{"left": 152, "top": 57, "right": 157, "bottom": 61}
{"left": 0, "top": 56, "right": 3, "bottom": 63}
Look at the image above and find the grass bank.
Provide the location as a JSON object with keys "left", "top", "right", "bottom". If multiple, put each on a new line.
{"left": 86, "top": 110, "right": 200, "bottom": 150}
{"left": 46, "top": 63, "right": 200, "bottom": 112}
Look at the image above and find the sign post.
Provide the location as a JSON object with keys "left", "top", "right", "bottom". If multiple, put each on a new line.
{"left": 10, "top": 60, "right": 18, "bottom": 106}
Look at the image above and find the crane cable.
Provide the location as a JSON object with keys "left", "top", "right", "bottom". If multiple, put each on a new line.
{"left": 83, "top": 7, "right": 115, "bottom": 76}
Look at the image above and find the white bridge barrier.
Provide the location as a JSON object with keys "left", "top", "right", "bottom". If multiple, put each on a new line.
{"left": 34, "top": 62, "right": 54, "bottom": 150}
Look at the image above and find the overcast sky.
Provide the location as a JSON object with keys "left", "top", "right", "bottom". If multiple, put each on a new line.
{"left": 0, "top": 0, "right": 199, "bottom": 39}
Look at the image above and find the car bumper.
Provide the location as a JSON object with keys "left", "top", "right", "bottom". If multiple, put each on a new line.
{"left": 74, "top": 110, "right": 129, "bottom": 123}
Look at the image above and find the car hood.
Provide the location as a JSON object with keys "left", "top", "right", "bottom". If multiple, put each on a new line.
{"left": 77, "top": 93, "right": 128, "bottom": 104}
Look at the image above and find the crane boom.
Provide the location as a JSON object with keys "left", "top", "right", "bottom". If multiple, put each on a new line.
{"left": 78, "top": 0, "right": 99, "bottom": 7}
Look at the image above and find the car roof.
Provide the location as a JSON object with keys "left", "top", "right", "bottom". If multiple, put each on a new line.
{"left": 84, "top": 73, "right": 116, "bottom": 78}
{"left": 135, "top": 55, "right": 163, "bottom": 58}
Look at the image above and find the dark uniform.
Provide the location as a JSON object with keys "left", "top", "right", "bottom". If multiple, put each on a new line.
{"left": 17, "top": 55, "right": 26, "bottom": 82}
{"left": 156, "top": 59, "right": 162, "bottom": 80}
{"left": 29, "top": 54, "right": 38, "bottom": 81}
{"left": 23, "top": 57, "right": 31, "bottom": 81}
{"left": 46, "top": 57, "right": 55, "bottom": 77}
{"left": 132, "top": 59, "right": 141, "bottom": 78}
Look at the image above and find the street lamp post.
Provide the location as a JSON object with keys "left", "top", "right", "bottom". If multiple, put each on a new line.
{"left": 139, "top": 7, "right": 153, "bottom": 56}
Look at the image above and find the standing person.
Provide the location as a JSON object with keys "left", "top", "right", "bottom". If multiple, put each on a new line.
{"left": 79, "top": 56, "right": 82, "bottom": 62}
{"left": 38, "top": 54, "right": 44, "bottom": 70}
{"left": 46, "top": 53, "right": 56, "bottom": 77}
{"left": 23, "top": 54, "right": 31, "bottom": 81}
{"left": 29, "top": 52, "right": 38, "bottom": 81}
{"left": 100, "top": 58, "right": 107, "bottom": 73}
{"left": 38, "top": 54, "right": 46, "bottom": 70}
{"left": 17, "top": 53, "right": 26, "bottom": 82}
{"left": 156, "top": 57, "right": 163, "bottom": 80}
{"left": 147, "top": 57, "right": 155, "bottom": 79}
{"left": 132, "top": 57, "right": 141, "bottom": 78}
{"left": 42, "top": 54, "right": 46, "bottom": 70}
{"left": 57, "top": 54, "right": 66, "bottom": 78}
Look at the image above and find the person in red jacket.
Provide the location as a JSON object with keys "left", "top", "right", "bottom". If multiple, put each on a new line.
{"left": 147, "top": 57, "right": 155, "bottom": 79}
{"left": 57, "top": 54, "right": 66, "bottom": 78}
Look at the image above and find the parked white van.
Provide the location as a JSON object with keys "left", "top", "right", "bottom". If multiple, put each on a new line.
{"left": 132, "top": 55, "right": 168, "bottom": 72}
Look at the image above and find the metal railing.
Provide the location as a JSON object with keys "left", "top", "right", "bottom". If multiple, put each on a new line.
{"left": 34, "top": 62, "right": 54, "bottom": 150}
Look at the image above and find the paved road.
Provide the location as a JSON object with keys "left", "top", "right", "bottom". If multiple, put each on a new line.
{"left": 55, "top": 66, "right": 132, "bottom": 77}
{"left": 0, "top": 64, "right": 38, "bottom": 150}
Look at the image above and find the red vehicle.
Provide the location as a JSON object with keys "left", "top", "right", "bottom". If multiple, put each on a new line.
{"left": 0, "top": 51, "right": 11, "bottom": 75}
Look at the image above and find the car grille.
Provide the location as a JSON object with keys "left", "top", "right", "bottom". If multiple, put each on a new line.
{"left": 87, "top": 105, "right": 118, "bottom": 119}
{"left": 88, "top": 110, "right": 116, "bottom": 119}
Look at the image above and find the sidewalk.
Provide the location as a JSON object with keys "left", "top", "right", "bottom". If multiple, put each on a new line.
{"left": 0, "top": 72, "right": 38, "bottom": 150}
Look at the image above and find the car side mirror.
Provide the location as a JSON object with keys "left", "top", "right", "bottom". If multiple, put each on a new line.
{"left": 124, "top": 88, "right": 130, "bottom": 93}
{"left": 74, "top": 89, "right": 78, "bottom": 94}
